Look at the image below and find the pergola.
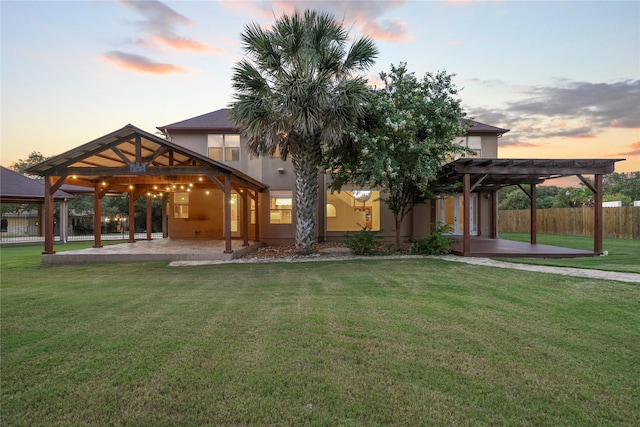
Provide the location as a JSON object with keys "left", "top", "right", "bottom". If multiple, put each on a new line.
{"left": 433, "top": 158, "right": 624, "bottom": 256}
{"left": 27, "top": 124, "right": 267, "bottom": 255}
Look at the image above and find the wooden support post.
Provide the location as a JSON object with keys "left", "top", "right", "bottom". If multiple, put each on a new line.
{"left": 59, "top": 200, "right": 69, "bottom": 243}
{"left": 162, "top": 193, "right": 168, "bottom": 238}
{"left": 128, "top": 191, "right": 136, "bottom": 243}
{"left": 530, "top": 184, "right": 537, "bottom": 245}
{"left": 463, "top": 173, "right": 471, "bottom": 254}
{"left": 42, "top": 176, "right": 55, "bottom": 254}
{"left": 491, "top": 191, "right": 498, "bottom": 239}
{"left": 429, "top": 199, "right": 437, "bottom": 233}
{"left": 594, "top": 174, "right": 603, "bottom": 253}
{"left": 93, "top": 183, "right": 103, "bottom": 248}
{"left": 224, "top": 176, "right": 233, "bottom": 253}
{"left": 477, "top": 193, "right": 483, "bottom": 237}
{"left": 254, "top": 190, "right": 260, "bottom": 243}
{"left": 241, "top": 189, "right": 249, "bottom": 247}
{"left": 146, "top": 195, "right": 152, "bottom": 240}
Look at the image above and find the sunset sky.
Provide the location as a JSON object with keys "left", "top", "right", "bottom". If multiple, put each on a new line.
{"left": 2, "top": 0, "right": 639, "bottom": 176}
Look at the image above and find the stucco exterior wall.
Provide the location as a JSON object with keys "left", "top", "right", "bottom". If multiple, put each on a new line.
{"left": 166, "top": 120, "right": 505, "bottom": 245}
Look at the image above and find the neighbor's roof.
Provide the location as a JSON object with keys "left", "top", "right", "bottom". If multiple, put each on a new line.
{"left": 158, "top": 109, "right": 236, "bottom": 132}
{"left": 1, "top": 166, "right": 74, "bottom": 203}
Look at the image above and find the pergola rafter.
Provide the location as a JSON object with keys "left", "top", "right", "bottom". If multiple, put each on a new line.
{"left": 433, "top": 158, "right": 624, "bottom": 256}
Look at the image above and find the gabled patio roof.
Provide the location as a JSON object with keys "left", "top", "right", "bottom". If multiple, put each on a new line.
{"left": 27, "top": 124, "right": 266, "bottom": 192}
{"left": 26, "top": 124, "right": 268, "bottom": 256}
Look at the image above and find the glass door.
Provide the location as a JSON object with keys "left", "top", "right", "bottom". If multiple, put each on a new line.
{"left": 437, "top": 194, "right": 477, "bottom": 235}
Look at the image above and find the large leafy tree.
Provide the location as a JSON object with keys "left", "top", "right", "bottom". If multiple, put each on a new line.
{"left": 229, "top": 9, "right": 378, "bottom": 254}
{"left": 10, "top": 151, "right": 48, "bottom": 178}
{"left": 327, "top": 63, "right": 468, "bottom": 248}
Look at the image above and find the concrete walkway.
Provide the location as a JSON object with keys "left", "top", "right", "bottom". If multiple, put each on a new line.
{"left": 170, "top": 251, "right": 640, "bottom": 284}
{"left": 433, "top": 255, "right": 640, "bottom": 284}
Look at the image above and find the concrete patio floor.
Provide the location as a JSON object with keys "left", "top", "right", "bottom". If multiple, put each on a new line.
{"left": 42, "top": 238, "right": 262, "bottom": 265}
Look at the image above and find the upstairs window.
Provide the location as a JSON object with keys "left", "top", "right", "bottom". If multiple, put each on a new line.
{"left": 208, "top": 134, "right": 240, "bottom": 161}
{"left": 466, "top": 136, "right": 482, "bottom": 158}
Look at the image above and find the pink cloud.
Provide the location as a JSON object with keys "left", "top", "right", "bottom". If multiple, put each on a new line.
{"left": 360, "top": 19, "right": 411, "bottom": 42}
{"left": 499, "top": 140, "right": 541, "bottom": 148}
{"left": 103, "top": 51, "right": 184, "bottom": 74}
{"left": 614, "top": 141, "right": 640, "bottom": 156}
{"left": 149, "top": 35, "right": 225, "bottom": 54}
{"left": 450, "top": 40, "right": 464, "bottom": 46}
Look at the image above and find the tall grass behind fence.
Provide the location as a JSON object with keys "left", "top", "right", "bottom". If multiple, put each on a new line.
{"left": 498, "top": 207, "right": 640, "bottom": 239}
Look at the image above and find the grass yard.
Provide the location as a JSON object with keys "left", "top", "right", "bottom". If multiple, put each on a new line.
{"left": 498, "top": 233, "right": 640, "bottom": 274}
{"left": 1, "top": 243, "right": 639, "bottom": 425}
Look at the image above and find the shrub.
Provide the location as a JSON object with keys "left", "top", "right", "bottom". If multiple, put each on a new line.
{"left": 343, "top": 225, "right": 383, "bottom": 255}
{"left": 411, "top": 222, "right": 453, "bottom": 255}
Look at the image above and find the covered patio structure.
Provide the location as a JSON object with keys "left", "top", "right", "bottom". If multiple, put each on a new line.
{"left": 433, "top": 158, "right": 624, "bottom": 257}
{"left": 27, "top": 125, "right": 267, "bottom": 260}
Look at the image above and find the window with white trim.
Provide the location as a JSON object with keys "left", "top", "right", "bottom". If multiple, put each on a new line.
{"left": 269, "top": 190, "right": 292, "bottom": 224}
{"left": 208, "top": 134, "right": 240, "bottom": 161}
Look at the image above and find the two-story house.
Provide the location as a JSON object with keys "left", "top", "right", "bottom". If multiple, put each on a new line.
{"left": 158, "top": 109, "right": 510, "bottom": 245}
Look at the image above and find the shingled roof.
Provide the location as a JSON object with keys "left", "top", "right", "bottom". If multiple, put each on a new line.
{"left": 158, "top": 109, "right": 236, "bottom": 132}
{"left": 465, "top": 120, "right": 510, "bottom": 135}
{"left": 159, "top": 109, "right": 511, "bottom": 137}
{"left": 1, "top": 166, "right": 74, "bottom": 203}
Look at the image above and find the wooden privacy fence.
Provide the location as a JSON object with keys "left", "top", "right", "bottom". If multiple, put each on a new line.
{"left": 498, "top": 207, "right": 640, "bottom": 239}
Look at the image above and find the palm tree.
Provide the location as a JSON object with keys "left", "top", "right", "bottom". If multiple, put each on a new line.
{"left": 230, "top": 9, "right": 378, "bottom": 254}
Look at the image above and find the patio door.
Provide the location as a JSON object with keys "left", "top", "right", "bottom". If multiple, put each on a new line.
{"left": 437, "top": 194, "right": 478, "bottom": 235}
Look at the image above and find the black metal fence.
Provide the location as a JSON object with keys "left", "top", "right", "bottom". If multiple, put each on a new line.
{"left": 1, "top": 210, "right": 162, "bottom": 243}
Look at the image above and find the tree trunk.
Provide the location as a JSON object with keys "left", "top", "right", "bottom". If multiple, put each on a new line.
{"left": 394, "top": 211, "right": 401, "bottom": 249}
{"left": 291, "top": 147, "right": 321, "bottom": 255}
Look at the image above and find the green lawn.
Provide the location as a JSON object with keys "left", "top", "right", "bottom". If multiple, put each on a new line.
{"left": 498, "top": 233, "right": 640, "bottom": 274}
{"left": 2, "top": 244, "right": 639, "bottom": 425}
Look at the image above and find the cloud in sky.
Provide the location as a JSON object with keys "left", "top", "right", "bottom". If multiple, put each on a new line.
{"left": 103, "top": 51, "right": 184, "bottom": 74}
{"left": 119, "top": 0, "right": 195, "bottom": 50}
{"left": 221, "top": 0, "right": 410, "bottom": 42}
{"left": 614, "top": 141, "right": 640, "bottom": 157}
{"left": 470, "top": 79, "right": 640, "bottom": 141}
{"left": 105, "top": 1, "right": 220, "bottom": 73}
{"left": 360, "top": 18, "right": 410, "bottom": 42}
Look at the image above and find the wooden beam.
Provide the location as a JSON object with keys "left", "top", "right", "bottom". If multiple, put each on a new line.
{"left": 454, "top": 164, "right": 616, "bottom": 176}
{"left": 50, "top": 175, "right": 68, "bottom": 193}
{"left": 111, "top": 146, "right": 134, "bottom": 166}
{"left": 530, "top": 184, "right": 537, "bottom": 245}
{"left": 42, "top": 176, "right": 55, "bottom": 254}
{"left": 577, "top": 174, "right": 596, "bottom": 193}
{"left": 517, "top": 184, "right": 532, "bottom": 199}
{"left": 594, "top": 174, "right": 603, "bottom": 253}
{"left": 241, "top": 188, "right": 249, "bottom": 247}
{"left": 224, "top": 175, "right": 233, "bottom": 253}
{"left": 253, "top": 190, "right": 260, "bottom": 243}
{"left": 470, "top": 174, "right": 488, "bottom": 192}
{"left": 135, "top": 134, "right": 142, "bottom": 164}
{"left": 93, "top": 184, "right": 103, "bottom": 248}
{"left": 144, "top": 146, "right": 167, "bottom": 165}
{"left": 491, "top": 191, "right": 498, "bottom": 239}
{"left": 146, "top": 195, "right": 152, "bottom": 241}
{"left": 463, "top": 173, "right": 471, "bottom": 254}
{"left": 205, "top": 171, "right": 225, "bottom": 191}
{"left": 51, "top": 165, "right": 229, "bottom": 177}
{"left": 128, "top": 191, "right": 136, "bottom": 243}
